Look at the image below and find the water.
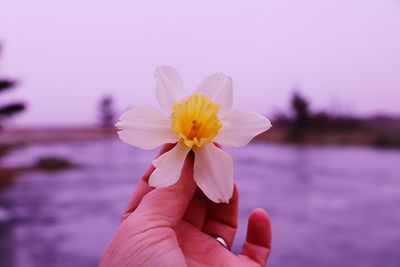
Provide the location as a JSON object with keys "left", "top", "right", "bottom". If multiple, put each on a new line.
{"left": 0, "top": 139, "right": 400, "bottom": 267}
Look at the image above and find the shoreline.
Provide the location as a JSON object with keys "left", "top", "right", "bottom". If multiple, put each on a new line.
{"left": 0, "top": 127, "right": 116, "bottom": 145}
{"left": 0, "top": 126, "right": 399, "bottom": 148}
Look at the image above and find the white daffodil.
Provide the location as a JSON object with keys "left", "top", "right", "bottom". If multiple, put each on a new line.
{"left": 116, "top": 66, "right": 272, "bottom": 203}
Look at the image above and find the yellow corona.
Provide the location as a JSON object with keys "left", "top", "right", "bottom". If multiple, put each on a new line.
{"left": 171, "top": 93, "right": 222, "bottom": 148}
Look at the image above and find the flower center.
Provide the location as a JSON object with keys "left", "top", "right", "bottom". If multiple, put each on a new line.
{"left": 171, "top": 93, "right": 222, "bottom": 148}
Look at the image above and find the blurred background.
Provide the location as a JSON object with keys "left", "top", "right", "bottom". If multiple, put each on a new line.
{"left": 1, "top": 1, "right": 400, "bottom": 266}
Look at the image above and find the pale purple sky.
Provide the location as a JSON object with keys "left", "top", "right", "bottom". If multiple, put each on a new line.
{"left": 1, "top": 0, "right": 400, "bottom": 126}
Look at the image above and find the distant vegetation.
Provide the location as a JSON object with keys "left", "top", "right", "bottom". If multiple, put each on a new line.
{"left": 0, "top": 44, "right": 26, "bottom": 130}
{"left": 0, "top": 156, "right": 76, "bottom": 190}
{"left": 258, "top": 91, "right": 400, "bottom": 148}
{"left": 280, "top": 92, "right": 368, "bottom": 139}
{"left": 0, "top": 45, "right": 74, "bottom": 190}
{"left": 35, "top": 156, "right": 75, "bottom": 171}
{"left": 99, "top": 95, "right": 115, "bottom": 129}
{"left": 0, "top": 44, "right": 26, "bottom": 159}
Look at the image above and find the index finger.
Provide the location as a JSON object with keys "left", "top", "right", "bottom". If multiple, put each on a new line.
{"left": 121, "top": 143, "right": 176, "bottom": 221}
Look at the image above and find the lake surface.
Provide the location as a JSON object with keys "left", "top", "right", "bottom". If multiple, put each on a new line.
{"left": 0, "top": 139, "right": 400, "bottom": 267}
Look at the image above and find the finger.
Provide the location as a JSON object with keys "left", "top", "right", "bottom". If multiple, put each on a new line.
{"left": 121, "top": 177, "right": 152, "bottom": 221}
{"left": 135, "top": 152, "right": 197, "bottom": 226}
{"left": 122, "top": 143, "right": 176, "bottom": 221}
{"left": 240, "top": 208, "right": 272, "bottom": 266}
{"left": 182, "top": 187, "right": 208, "bottom": 229}
{"left": 202, "top": 184, "right": 238, "bottom": 249}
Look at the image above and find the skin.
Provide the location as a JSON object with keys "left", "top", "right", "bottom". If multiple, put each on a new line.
{"left": 100, "top": 144, "right": 272, "bottom": 267}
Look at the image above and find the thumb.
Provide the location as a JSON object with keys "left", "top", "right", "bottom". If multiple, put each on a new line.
{"left": 134, "top": 152, "right": 196, "bottom": 226}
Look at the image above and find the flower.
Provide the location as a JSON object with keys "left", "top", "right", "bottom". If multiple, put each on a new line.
{"left": 116, "top": 66, "right": 272, "bottom": 203}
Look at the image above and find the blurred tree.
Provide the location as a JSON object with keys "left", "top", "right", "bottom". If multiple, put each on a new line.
{"left": 99, "top": 95, "right": 115, "bottom": 129}
{"left": 289, "top": 91, "right": 310, "bottom": 140}
{"left": 0, "top": 45, "right": 26, "bottom": 130}
{"left": 291, "top": 91, "right": 310, "bottom": 126}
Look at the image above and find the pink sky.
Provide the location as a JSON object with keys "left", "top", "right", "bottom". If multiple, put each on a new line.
{"left": 1, "top": 0, "right": 400, "bottom": 126}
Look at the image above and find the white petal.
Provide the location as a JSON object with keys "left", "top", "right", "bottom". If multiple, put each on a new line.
{"left": 214, "top": 109, "right": 272, "bottom": 147}
{"left": 149, "top": 142, "right": 190, "bottom": 187}
{"left": 196, "top": 73, "right": 233, "bottom": 117}
{"left": 193, "top": 143, "right": 233, "bottom": 203}
{"left": 116, "top": 106, "right": 178, "bottom": 150}
{"left": 155, "top": 66, "right": 183, "bottom": 114}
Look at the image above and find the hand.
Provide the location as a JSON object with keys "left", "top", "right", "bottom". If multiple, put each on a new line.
{"left": 100, "top": 144, "right": 272, "bottom": 267}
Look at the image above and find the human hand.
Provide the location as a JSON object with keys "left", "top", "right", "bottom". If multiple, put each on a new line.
{"left": 100, "top": 144, "right": 272, "bottom": 267}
